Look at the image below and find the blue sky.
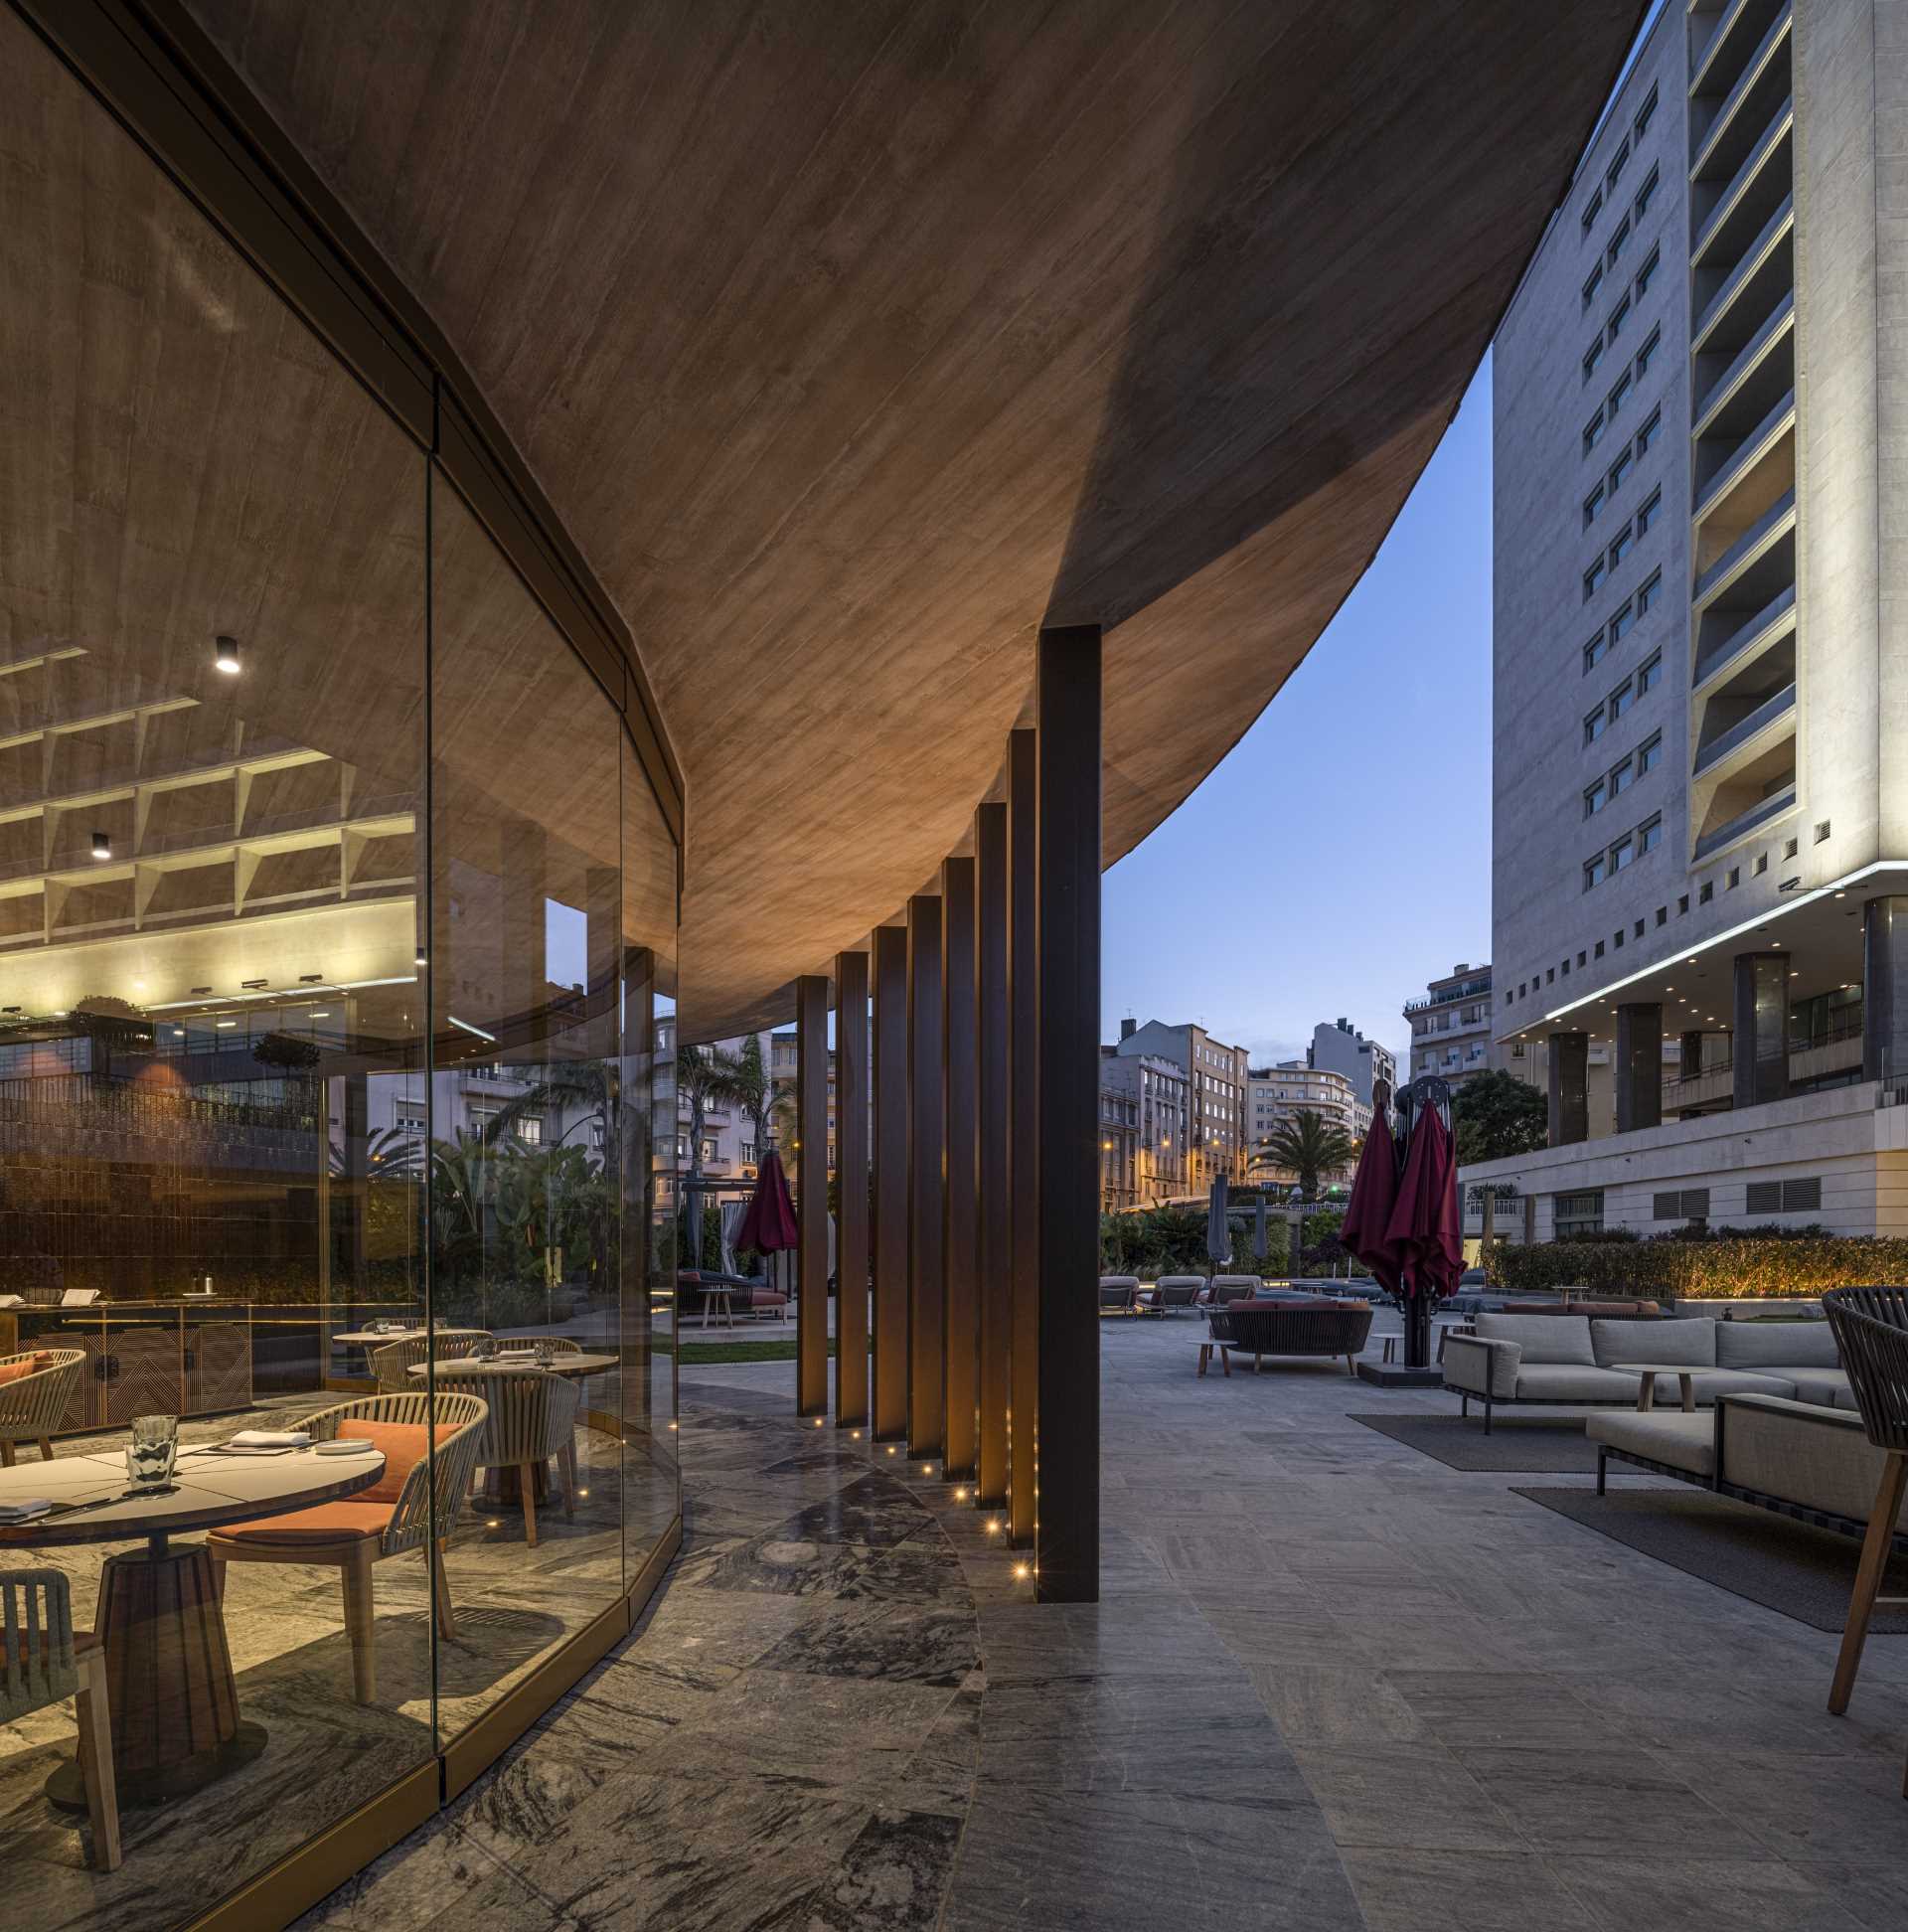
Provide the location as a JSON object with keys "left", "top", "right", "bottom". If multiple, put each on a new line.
{"left": 1103, "top": 356, "right": 1495, "bottom": 1072}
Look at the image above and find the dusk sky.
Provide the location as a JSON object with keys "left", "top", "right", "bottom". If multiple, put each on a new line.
{"left": 1102, "top": 357, "right": 1494, "bottom": 1073}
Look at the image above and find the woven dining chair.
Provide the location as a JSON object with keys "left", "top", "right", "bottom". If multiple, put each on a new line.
{"left": 432, "top": 1367, "right": 580, "bottom": 1546}
{"left": 0, "top": 1349, "right": 85, "bottom": 1465}
{"left": 2, "top": 1567, "right": 119, "bottom": 1867}
{"left": 207, "top": 1390, "right": 488, "bottom": 1704}
{"left": 1821, "top": 1287, "right": 1908, "bottom": 1749}
{"left": 497, "top": 1335, "right": 583, "bottom": 1354}
{"left": 368, "top": 1331, "right": 491, "bottom": 1393}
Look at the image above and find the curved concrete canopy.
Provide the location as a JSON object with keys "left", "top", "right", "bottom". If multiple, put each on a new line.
{"left": 186, "top": 0, "right": 1642, "bottom": 1041}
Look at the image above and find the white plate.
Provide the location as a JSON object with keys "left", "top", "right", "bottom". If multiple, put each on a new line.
{"left": 316, "top": 1439, "right": 376, "bottom": 1455}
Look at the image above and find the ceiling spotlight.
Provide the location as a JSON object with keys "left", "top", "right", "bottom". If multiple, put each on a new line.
{"left": 90, "top": 830, "right": 110, "bottom": 861}
{"left": 214, "top": 634, "right": 240, "bottom": 675}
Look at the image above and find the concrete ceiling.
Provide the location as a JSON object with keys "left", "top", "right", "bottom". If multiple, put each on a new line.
{"left": 184, "top": 0, "right": 1644, "bottom": 1041}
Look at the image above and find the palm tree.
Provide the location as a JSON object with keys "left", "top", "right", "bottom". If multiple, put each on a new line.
{"left": 1250, "top": 1111, "right": 1358, "bottom": 1202}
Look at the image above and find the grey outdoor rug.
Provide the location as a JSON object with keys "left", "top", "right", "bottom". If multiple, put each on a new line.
{"left": 1513, "top": 1485, "right": 1908, "bottom": 1635}
{"left": 1347, "top": 1411, "right": 1600, "bottom": 1473}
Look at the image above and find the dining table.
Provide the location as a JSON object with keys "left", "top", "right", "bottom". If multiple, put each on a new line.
{"left": 407, "top": 1355, "right": 616, "bottom": 1504}
{"left": 0, "top": 1440, "right": 386, "bottom": 1808}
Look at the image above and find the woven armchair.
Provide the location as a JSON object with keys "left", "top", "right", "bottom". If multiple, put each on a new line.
{"left": 496, "top": 1335, "right": 583, "bottom": 1354}
{"left": 368, "top": 1330, "right": 491, "bottom": 1392}
{"left": 431, "top": 1367, "right": 580, "bottom": 1545}
{"left": 2, "top": 1568, "right": 118, "bottom": 1867}
{"left": 1821, "top": 1289, "right": 1908, "bottom": 1739}
{"left": 207, "top": 1390, "right": 488, "bottom": 1704}
{"left": 0, "top": 1349, "right": 84, "bottom": 1465}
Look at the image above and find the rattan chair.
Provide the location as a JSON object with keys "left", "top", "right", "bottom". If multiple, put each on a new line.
{"left": 207, "top": 1390, "right": 488, "bottom": 1704}
{"left": 368, "top": 1331, "right": 491, "bottom": 1392}
{"left": 2, "top": 1568, "right": 118, "bottom": 1867}
{"left": 430, "top": 1366, "right": 580, "bottom": 1546}
{"left": 0, "top": 1349, "right": 84, "bottom": 1465}
{"left": 1821, "top": 1288, "right": 1908, "bottom": 1743}
{"left": 495, "top": 1335, "right": 583, "bottom": 1354}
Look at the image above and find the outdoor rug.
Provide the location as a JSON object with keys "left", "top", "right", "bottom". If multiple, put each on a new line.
{"left": 1347, "top": 1411, "right": 1599, "bottom": 1473}
{"left": 1512, "top": 1485, "right": 1908, "bottom": 1635}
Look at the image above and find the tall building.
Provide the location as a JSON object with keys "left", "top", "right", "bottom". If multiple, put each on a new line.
{"left": 1404, "top": 964, "right": 1506, "bottom": 1088}
{"left": 1480, "top": 3, "right": 1908, "bottom": 1238}
{"left": 1100, "top": 1046, "right": 1191, "bottom": 1208}
{"left": 1115, "top": 1018, "right": 1249, "bottom": 1185}
{"left": 1306, "top": 1018, "right": 1395, "bottom": 1106}
{"left": 1246, "top": 1061, "right": 1368, "bottom": 1189}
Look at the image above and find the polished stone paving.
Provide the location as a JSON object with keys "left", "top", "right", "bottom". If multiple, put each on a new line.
{"left": 103, "top": 1307, "right": 1908, "bottom": 1929}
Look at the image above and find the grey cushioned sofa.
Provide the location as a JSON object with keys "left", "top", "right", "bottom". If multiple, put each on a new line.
{"left": 1443, "top": 1312, "right": 1847, "bottom": 1433}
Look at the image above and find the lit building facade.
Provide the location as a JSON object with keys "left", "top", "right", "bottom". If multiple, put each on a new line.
{"left": 1114, "top": 1018, "right": 1248, "bottom": 1186}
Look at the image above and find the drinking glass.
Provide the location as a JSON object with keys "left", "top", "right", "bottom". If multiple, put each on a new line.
{"left": 534, "top": 1339, "right": 554, "bottom": 1367}
{"left": 126, "top": 1413, "right": 179, "bottom": 1491}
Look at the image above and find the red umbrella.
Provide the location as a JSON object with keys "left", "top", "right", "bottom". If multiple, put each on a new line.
{"left": 1342, "top": 1119, "right": 1403, "bottom": 1298}
{"left": 1383, "top": 1105, "right": 1462, "bottom": 1302}
{"left": 735, "top": 1148, "right": 799, "bottom": 1256}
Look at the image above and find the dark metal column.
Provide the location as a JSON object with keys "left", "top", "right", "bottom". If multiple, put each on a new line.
{"left": 1007, "top": 727, "right": 1038, "bottom": 1547}
{"left": 1035, "top": 624, "right": 1101, "bottom": 1604}
{"left": 1732, "top": 951, "right": 1791, "bottom": 1108}
{"left": 1615, "top": 1002, "right": 1663, "bottom": 1134}
{"left": 941, "top": 856, "right": 980, "bottom": 1480}
{"left": 1679, "top": 1029, "right": 1704, "bottom": 1078}
{"left": 907, "top": 893, "right": 945, "bottom": 1458}
{"left": 1863, "top": 896, "right": 1908, "bottom": 1085}
{"left": 834, "top": 949, "right": 871, "bottom": 1428}
{"left": 975, "top": 801, "right": 1011, "bottom": 1508}
{"left": 794, "top": 974, "right": 830, "bottom": 1418}
{"left": 872, "top": 924, "right": 909, "bottom": 1441}
{"left": 1548, "top": 1032, "right": 1589, "bottom": 1146}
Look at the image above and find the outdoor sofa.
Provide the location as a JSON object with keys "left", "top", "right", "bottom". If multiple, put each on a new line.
{"left": 1443, "top": 1311, "right": 1847, "bottom": 1433}
{"left": 1199, "top": 1298, "right": 1373, "bottom": 1378}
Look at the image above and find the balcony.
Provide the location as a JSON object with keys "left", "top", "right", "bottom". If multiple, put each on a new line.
{"left": 1690, "top": 0, "right": 1788, "bottom": 101}
{"left": 1693, "top": 194, "right": 1793, "bottom": 349}
{"left": 1693, "top": 583, "right": 1796, "bottom": 694}
{"left": 1692, "top": 779, "right": 1797, "bottom": 862}
{"left": 1693, "top": 392, "right": 1793, "bottom": 530}
{"left": 1693, "top": 681, "right": 1795, "bottom": 779}
{"left": 1693, "top": 291, "right": 1793, "bottom": 435}
{"left": 1690, "top": 4, "right": 1791, "bottom": 188}
{"left": 1693, "top": 488, "right": 1796, "bottom": 609}
{"left": 1693, "top": 107, "right": 1794, "bottom": 286}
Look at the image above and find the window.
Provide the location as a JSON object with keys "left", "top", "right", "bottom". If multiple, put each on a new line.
{"left": 1584, "top": 706, "right": 1607, "bottom": 745}
{"left": 1555, "top": 1189, "right": 1606, "bottom": 1239}
{"left": 1606, "top": 137, "right": 1630, "bottom": 190}
{"left": 1748, "top": 1178, "right": 1824, "bottom": 1216}
{"left": 1609, "top": 443, "right": 1635, "bottom": 492}
{"left": 1783, "top": 837, "right": 1799, "bottom": 859}
{"left": 1583, "top": 629, "right": 1608, "bottom": 674}
{"left": 1656, "top": 906, "right": 1668, "bottom": 926}
{"left": 739, "top": 1139, "right": 756, "bottom": 1164}
{"left": 1678, "top": 893, "right": 1690, "bottom": 913}
{"left": 1635, "top": 242, "right": 1660, "bottom": 300}
{"left": 1595, "top": 939, "right": 1606, "bottom": 957}
{"left": 1635, "top": 324, "right": 1661, "bottom": 379}
{"left": 1609, "top": 677, "right": 1635, "bottom": 720}
{"left": 1583, "top": 555, "right": 1607, "bottom": 601}
{"left": 1584, "top": 408, "right": 1607, "bottom": 455}
{"left": 1583, "top": 336, "right": 1607, "bottom": 383}
{"left": 1636, "top": 567, "right": 1662, "bottom": 616}
{"left": 1639, "top": 730, "right": 1664, "bottom": 772}
{"left": 395, "top": 1102, "right": 426, "bottom": 1136}
{"left": 1585, "top": 776, "right": 1608, "bottom": 817}
{"left": 1610, "top": 834, "right": 1635, "bottom": 872}
{"left": 1726, "top": 866, "right": 1740, "bottom": 889}
{"left": 1582, "top": 260, "right": 1605, "bottom": 311}
{"left": 1636, "top": 404, "right": 1662, "bottom": 455}
{"left": 1577, "top": 950, "right": 1588, "bottom": 967}
{"left": 1699, "top": 881, "right": 1714, "bottom": 903}
{"left": 1639, "top": 651, "right": 1663, "bottom": 694}
{"left": 1583, "top": 481, "right": 1606, "bottom": 527}
{"left": 1638, "top": 815, "right": 1663, "bottom": 854}
{"left": 1609, "top": 522, "right": 1635, "bottom": 567}
{"left": 1607, "top": 293, "right": 1631, "bottom": 340}
{"left": 1609, "top": 600, "right": 1635, "bottom": 645}
{"left": 1613, "top": 926, "right": 1624, "bottom": 947}
{"left": 1634, "top": 162, "right": 1659, "bottom": 221}
{"left": 1607, "top": 216, "right": 1631, "bottom": 265}
{"left": 1636, "top": 487, "right": 1662, "bottom": 537}
{"left": 1584, "top": 852, "right": 1607, "bottom": 890}
{"left": 1545, "top": 969, "right": 1555, "bottom": 985}
{"left": 1755, "top": 852, "right": 1768, "bottom": 875}
{"left": 1607, "top": 368, "right": 1633, "bottom": 415}
{"left": 1610, "top": 755, "right": 1634, "bottom": 797}
{"left": 1635, "top": 81, "right": 1659, "bottom": 140}
{"left": 699, "top": 1136, "right": 717, "bottom": 1163}
{"left": 1582, "top": 186, "right": 1604, "bottom": 236}
{"left": 515, "top": 1113, "right": 545, "bottom": 1146}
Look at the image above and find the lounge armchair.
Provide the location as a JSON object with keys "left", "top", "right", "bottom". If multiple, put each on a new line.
{"left": 1140, "top": 1276, "right": 1203, "bottom": 1313}
{"left": 1098, "top": 1276, "right": 1140, "bottom": 1314}
{"left": 0, "top": 1348, "right": 84, "bottom": 1464}
{"left": 1199, "top": 1276, "right": 1265, "bottom": 1307}
{"left": 1, "top": 1567, "right": 118, "bottom": 1868}
{"left": 209, "top": 1390, "right": 488, "bottom": 1704}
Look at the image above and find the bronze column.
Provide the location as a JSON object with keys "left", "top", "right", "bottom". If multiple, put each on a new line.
{"left": 907, "top": 893, "right": 946, "bottom": 1458}
{"left": 1007, "top": 728, "right": 1038, "bottom": 1546}
{"left": 794, "top": 973, "right": 830, "bottom": 1418}
{"left": 834, "top": 950, "right": 871, "bottom": 1428}
{"left": 975, "top": 802, "right": 1011, "bottom": 1508}
{"left": 942, "top": 855, "right": 980, "bottom": 1480}
{"left": 872, "top": 925, "right": 909, "bottom": 1441}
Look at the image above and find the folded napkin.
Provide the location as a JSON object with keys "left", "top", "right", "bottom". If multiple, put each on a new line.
{"left": 0, "top": 1499, "right": 54, "bottom": 1522}
{"left": 497, "top": 1349, "right": 536, "bottom": 1360}
{"left": 229, "top": 1429, "right": 311, "bottom": 1449}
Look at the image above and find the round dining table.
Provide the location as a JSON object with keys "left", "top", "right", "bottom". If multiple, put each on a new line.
{"left": 0, "top": 1442, "right": 385, "bottom": 1808}
{"left": 403, "top": 1351, "right": 616, "bottom": 1381}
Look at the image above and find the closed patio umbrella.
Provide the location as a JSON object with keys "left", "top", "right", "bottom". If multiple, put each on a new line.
{"left": 1382, "top": 1103, "right": 1463, "bottom": 1369}
{"left": 735, "top": 1148, "right": 799, "bottom": 1258}
{"left": 1205, "top": 1172, "right": 1231, "bottom": 1286}
{"left": 1342, "top": 1115, "right": 1403, "bottom": 1302}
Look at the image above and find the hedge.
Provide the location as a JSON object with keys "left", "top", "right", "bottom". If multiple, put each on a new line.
{"left": 1489, "top": 1236, "right": 1908, "bottom": 1302}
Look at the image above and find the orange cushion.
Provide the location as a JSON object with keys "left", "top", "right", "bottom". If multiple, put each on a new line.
{"left": 216, "top": 1502, "right": 394, "bottom": 1545}
{"left": 350, "top": 1421, "right": 455, "bottom": 1504}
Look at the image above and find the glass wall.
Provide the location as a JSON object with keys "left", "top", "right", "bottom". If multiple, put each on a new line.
{"left": 0, "top": 13, "right": 677, "bottom": 1926}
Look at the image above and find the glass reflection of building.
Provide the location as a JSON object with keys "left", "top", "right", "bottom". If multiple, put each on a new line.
{"left": 0, "top": 9, "right": 679, "bottom": 1926}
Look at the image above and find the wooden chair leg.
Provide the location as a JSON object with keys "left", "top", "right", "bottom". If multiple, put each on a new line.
{"left": 209, "top": 1550, "right": 227, "bottom": 1601}
{"left": 0, "top": 1441, "right": 14, "bottom": 1468}
{"left": 1196, "top": 1344, "right": 1208, "bottom": 1378}
{"left": 560, "top": 1443, "right": 577, "bottom": 1521}
{"left": 38, "top": 1436, "right": 55, "bottom": 1461}
{"left": 520, "top": 1463, "right": 538, "bottom": 1547}
{"left": 1830, "top": 1450, "right": 1908, "bottom": 1715}
{"left": 429, "top": 1539, "right": 457, "bottom": 1642}
{"left": 74, "top": 1651, "right": 121, "bottom": 1871}
{"left": 341, "top": 1541, "right": 377, "bottom": 1705}
{"left": 1219, "top": 1348, "right": 1230, "bottom": 1378}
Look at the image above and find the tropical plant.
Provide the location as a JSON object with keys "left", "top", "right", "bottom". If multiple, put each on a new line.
{"left": 1452, "top": 1066, "right": 1548, "bottom": 1164}
{"left": 1250, "top": 1111, "right": 1358, "bottom": 1201}
{"left": 676, "top": 1042, "right": 753, "bottom": 1189}
{"left": 328, "top": 1124, "right": 426, "bottom": 1178}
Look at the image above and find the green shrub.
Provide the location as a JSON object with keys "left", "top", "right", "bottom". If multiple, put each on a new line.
{"left": 1489, "top": 1235, "right": 1908, "bottom": 1301}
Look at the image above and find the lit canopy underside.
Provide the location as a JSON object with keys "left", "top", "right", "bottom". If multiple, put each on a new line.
{"left": 183, "top": 0, "right": 1642, "bottom": 1040}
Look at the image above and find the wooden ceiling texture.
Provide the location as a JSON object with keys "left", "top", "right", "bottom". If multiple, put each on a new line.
{"left": 185, "top": 0, "right": 1642, "bottom": 1041}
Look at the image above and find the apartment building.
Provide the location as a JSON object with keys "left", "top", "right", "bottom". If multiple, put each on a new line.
{"left": 1480, "top": 1, "right": 1908, "bottom": 1237}
{"left": 1099, "top": 1046, "right": 1191, "bottom": 1208}
{"left": 1114, "top": 1017, "right": 1248, "bottom": 1186}
{"left": 1306, "top": 1017, "right": 1395, "bottom": 1107}
{"left": 1246, "top": 1061, "right": 1367, "bottom": 1189}
{"left": 1404, "top": 965, "right": 1500, "bottom": 1087}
